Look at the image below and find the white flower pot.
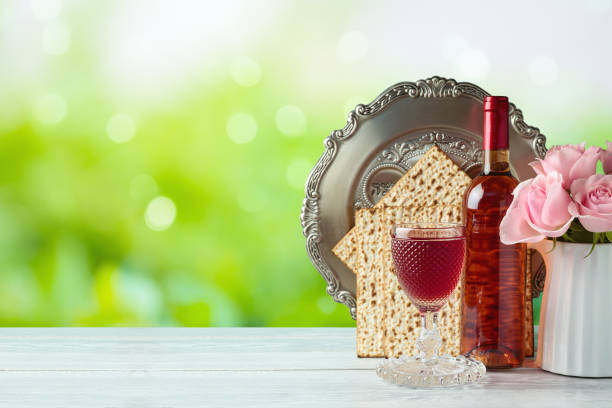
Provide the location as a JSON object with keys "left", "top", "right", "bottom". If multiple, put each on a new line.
{"left": 530, "top": 240, "right": 612, "bottom": 377}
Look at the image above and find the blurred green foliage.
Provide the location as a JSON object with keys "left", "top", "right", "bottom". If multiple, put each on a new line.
{"left": 0, "top": 1, "right": 610, "bottom": 328}
{"left": 0, "top": 77, "right": 361, "bottom": 326}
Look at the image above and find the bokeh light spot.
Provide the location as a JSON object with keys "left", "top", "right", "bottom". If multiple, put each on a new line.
{"left": 230, "top": 56, "right": 261, "bottom": 87}
{"left": 31, "top": 0, "right": 62, "bottom": 21}
{"left": 528, "top": 56, "right": 559, "bottom": 86}
{"left": 336, "top": 31, "right": 368, "bottom": 63}
{"left": 227, "top": 113, "right": 257, "bottom": 144}
{"left": 34, "top": 93, "right": 66, "bottom": 124}
{"left": 145, "top": 196, "right": 176, "bottom": 231}
{"left": 130, "top": 174, "right": 158, "bottom": 201}
{"left": 107, "top": 113, "right": 136, "bottom": 143}
{"left": 275, "top": 105, "right": 306, "bottom": 137}
{"left": 440, "top": 35, "right": 469, "bottom": 60}
{"left": 286, "top": 158, "right": 312, "bottom": 190}
{"left": 317, "top": 295, "right": 336, "bottom": 315}
{"left": 455, "top": 49, "right": 489, "bottom": 80}
{"left": 42, "top": 22, "right": 71, "bottom": 55}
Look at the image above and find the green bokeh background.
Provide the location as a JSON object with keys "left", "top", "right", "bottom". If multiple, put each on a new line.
{"left": 0, "top": 1, "right": 610, "bottom": 326}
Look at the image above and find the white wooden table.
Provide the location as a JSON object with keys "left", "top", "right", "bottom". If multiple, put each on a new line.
{"left": 0, "top": 328, "right": 609, "bottom": 407}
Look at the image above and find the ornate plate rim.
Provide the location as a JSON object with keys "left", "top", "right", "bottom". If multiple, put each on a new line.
{"left": 300, "top": 76, "right": 547, "bottom": 320}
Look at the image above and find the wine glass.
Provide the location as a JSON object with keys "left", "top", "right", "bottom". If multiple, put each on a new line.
{"left": 376, "top": 222, "right": 485, "bottom": 387}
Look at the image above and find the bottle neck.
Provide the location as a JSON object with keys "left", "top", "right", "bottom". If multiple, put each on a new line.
{"left": 482, "top": 149, "right": 511, "bottom": 175}
{"left": 482, "top": 96, "right": 510, "bottom": 176}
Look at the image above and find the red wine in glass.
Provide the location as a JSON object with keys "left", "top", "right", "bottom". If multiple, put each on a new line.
{"left": 391, "top": 236, "right": 465, "bottom": 313}
{"left": 377, "top": 223, "right": 485, "bottom": 387}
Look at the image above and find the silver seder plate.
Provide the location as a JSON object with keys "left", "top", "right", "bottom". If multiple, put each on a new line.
{"left": 300, "top": 76, "right": 548, "bottom": 319}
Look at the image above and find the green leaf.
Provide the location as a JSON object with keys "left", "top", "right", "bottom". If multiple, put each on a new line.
{"left": 569, "top": 220, "right": 586, "bottom": 232}
{"left": 585, "top": 232, "right": 601, "bottom": 258}
{"left": 561, "top": 232, "right": 577, "bottom": 243}
{"left": 606, "top": 231, "right": 612, "bottom": 243}
{"left": 547, "top": 237, "right": 557, "bottom": 253}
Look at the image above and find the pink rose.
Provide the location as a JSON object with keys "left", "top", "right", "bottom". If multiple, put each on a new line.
{"left": 569, "top": 174, "right": 612, "bottom": 233}
{"left": 500, "top": 172, "right": 574, "bottom": 244}
{"left": 529, "top": 142, "right": 602, "bottom": 189}
{"left": 602, "top": 141, "right": 612, "bottom": 174}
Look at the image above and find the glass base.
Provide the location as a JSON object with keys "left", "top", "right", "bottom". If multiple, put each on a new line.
{"left": 376, "top": 354, "right": 486, "bottom": 387}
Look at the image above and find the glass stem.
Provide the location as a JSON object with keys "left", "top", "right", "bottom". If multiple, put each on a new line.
{"left": 416, "top": 312, "right": 442, "bottom": 362}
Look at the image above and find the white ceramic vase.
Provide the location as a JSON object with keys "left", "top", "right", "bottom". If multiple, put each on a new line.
{"left": 531, "top": 240, "right": 612, "bottom": 377}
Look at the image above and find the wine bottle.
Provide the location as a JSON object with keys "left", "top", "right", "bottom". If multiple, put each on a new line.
{"left": 460, "top": 96, "right": 526, "bottom": 368}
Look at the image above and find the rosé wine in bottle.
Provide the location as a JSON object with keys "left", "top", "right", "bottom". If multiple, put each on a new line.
{"left": 460, "top": 96, "right": 526, "bottom": 368}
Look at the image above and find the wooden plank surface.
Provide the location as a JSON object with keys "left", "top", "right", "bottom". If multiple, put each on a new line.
{"left": 0, "top": 328, "right": 608, "bottom": 408}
